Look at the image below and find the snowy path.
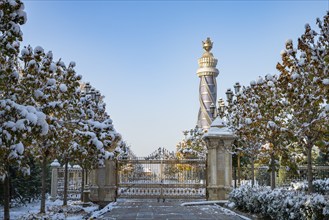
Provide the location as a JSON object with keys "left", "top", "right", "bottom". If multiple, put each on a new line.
{"left": 0, "top": 199, "right": 249, "bottom": 219}
{"left": 101, "top": 198, "right": 245, "bottom": 220}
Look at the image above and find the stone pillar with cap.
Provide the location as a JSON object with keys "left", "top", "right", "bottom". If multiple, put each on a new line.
{"left": 50, "top": 159, "right": 60, "bottom": 201}
{"left": 89, "top": 159, "right": 117, "bottom": 207}
{"left": 203, "top": 116, "right": 235, "bottom": 200}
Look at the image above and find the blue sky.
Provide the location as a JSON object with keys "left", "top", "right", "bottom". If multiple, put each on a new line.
{"left": 21, "top": 0, "right": 327, "bottom": 156}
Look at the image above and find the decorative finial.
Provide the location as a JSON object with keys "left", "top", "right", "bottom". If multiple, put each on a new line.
{"left": 202, "top": 37, "right": 213, "bottom": 52}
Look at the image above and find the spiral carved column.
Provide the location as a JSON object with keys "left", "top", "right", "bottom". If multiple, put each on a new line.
{"left": 197, "top": 38, "right": 219, "bottom": 130}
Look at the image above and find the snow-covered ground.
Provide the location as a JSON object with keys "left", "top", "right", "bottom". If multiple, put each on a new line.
{"left": 0, "top": 199, "right": 115, "bottom": 220}
{"left": 181, "top": 201, "right": 251, "bottom": 220}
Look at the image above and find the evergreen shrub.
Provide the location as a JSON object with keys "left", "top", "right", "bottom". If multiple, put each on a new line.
{"left": 229, "top": 183, "right": 329, "bottom": 220}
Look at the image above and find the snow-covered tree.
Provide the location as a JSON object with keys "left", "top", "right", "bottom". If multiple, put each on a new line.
{"left": 226, "top": 85, "right": 262, "bottom": 187}
{"left": 176, "top": 126, "right": 206, "bottom": 159}
{"left": 276, "top": 12, "right": 329, "bottom": 193}
{"left": 250, "top": 75, "right": 289, "bottom": 189}
{"left": 73, "top": 85, "right": 123, "bottom": 201}
{"left": 0, "top": 0, "right": 26, "bottom": 96}
{"left": 0, "top": 100, "right": 48, "bottom": 219}
{"left": 54, "top": 61, "right": 82, "bottom": 206}
{"left": 1, "top": 0, "right": 125, "bottom": 214}
{"left": 298, "top": 13, "right": 329, "bottom": 165}
{"left": 18, "top": 45, "right": 82, "bottom": 211}
{"left": 227, "top": 76, "right": 288, "bottom": 189}
{"left": 0, "top": 1, "right": 48, "bottom": 219}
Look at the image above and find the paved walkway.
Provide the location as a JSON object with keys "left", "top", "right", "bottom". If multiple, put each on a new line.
{"left": 101, "top": 199, "right": 245, "bottom": 220}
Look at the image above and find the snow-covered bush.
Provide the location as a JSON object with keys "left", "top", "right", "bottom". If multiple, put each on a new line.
{"left": 314, "top": 179, "right": 329, "bottom": 194}
{"left": 290, "top": 178, "right": 329, "bottom": 195}
{"left": 279, "top": 192, "right": 305, "bottom": 220}
{"left": 301, "top": 194, "right": 328, "bottom": 220}
{"left": 229, "top": 184, "right": 265, "bottom": 213}
{"left": 229, "top": 185, "right": 329, "bottom": 220}
{"left": 259, "top": 188, "right": 288, "bottom": 219}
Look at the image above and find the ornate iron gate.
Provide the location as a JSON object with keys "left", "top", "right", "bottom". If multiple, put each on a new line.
{"left": 116, "top": 148, "right": 206, "bottom": 199}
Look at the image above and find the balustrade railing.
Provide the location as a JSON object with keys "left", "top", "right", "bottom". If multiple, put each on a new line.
{"left": 232, "top": 165, "right": 329, "bottom": 187}
{"left": 50, "top": 160, "right": 83, "bottom": 200}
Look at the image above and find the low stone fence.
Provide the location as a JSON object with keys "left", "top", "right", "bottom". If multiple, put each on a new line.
{"left": 50, "top": 160, "right": 83, "bottom": 200}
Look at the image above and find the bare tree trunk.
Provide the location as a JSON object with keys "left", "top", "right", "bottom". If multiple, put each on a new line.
{"left": 251, "top": 158, "right": 255, "bottom": 187}
{"left": 270, "top": 154, "right": 276, "bottom": 190}
{"left": 238, "top": 152, "right": 241, "bottom": 186}
{"left": 63, "top": 160, "right": 68, "bottom": 206}
{"left": 3, "top": 170, "right": 10, "bottom": 220}
{"left": 233, "top": 166, "right": 237, "bottom": 188}
{"left": 40, "top": 156, "right": 47, "bottom": 213}
{"left": 86, "top": 170, "right": 88, "bottom": 186}
{"left": 306, "top": 146, "right": 314, "bottom": 194}
{"left": 80, "top": 168, "right": 84, "bottom": 202}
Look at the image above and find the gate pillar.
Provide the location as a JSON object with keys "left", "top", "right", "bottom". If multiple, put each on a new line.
{"left": 89, "top": 159, "right": 117, "bottom": 206}
{"left": 50, "top": 159, "right": 60, "bottom": 201}
{"left": 203, "top": 116, "right": 235, "bottom": 200}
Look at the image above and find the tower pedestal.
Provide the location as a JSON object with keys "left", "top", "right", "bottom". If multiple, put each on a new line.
{"left": 203, "top": 117, "right": 235, "bottom": 200}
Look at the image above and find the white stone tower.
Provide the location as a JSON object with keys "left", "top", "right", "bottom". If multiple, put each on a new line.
{"left": 197, "top": 38, "right": 219, "bottom": 130}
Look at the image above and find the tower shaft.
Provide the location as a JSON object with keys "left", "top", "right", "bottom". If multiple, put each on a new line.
{"left": 196, "top": 38, "right": 219, "bottom": 130}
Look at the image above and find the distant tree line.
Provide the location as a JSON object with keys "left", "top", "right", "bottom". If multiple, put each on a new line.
{"left": 226, "top": 12, "right": 329, "bottom": 193}
{"left": 0, "top": 1, "right": 126, "bottom": 219}
{"left": 177, "top": 12, "right": 329, "bottom": 194}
